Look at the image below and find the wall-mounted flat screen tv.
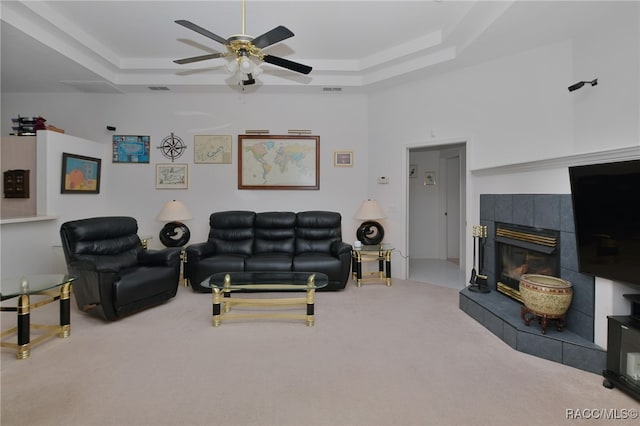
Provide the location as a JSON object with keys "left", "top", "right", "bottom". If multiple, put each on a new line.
{"left": 569, "top": 159, "right": 640, "bottom": 287}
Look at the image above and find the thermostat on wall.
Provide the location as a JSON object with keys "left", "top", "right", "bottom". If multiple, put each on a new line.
{"left": 378, "top": 176, "right": 389, "bottom": 184}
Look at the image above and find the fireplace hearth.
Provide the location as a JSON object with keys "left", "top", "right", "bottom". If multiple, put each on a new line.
{"left": 495, "top": 222, "right": 559, "bottom": 302}
{"left": 459, "top": 194, "right": 603, "bottom": 374}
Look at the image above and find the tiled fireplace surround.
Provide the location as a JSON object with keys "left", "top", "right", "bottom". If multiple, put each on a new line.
{"left": 459, "top": 194, "right": 605, "bottom": 374}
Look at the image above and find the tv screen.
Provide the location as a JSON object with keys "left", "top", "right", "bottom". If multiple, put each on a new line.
{"left": 569, "top": 159, "right": 640, "bottom": 286}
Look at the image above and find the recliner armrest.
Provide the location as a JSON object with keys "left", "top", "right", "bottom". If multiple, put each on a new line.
{"left": 138, "top": 247, "right": 182, "bottom": 267}
{"left": 71, "top": 256, "right": 129, "bottom": 273}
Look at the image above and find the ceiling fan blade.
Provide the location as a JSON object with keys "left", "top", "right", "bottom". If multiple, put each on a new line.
{"left": 252, "top": 25, "right": 294, "bottom": 49}
{"left": 175, "top": 20, "right": 228, "bottom": 46}
{"left": 263, "top": 55, "right": 312, "bottom": 75}
{"left": 174, "top": 53, "right": 225, "bottom": 65}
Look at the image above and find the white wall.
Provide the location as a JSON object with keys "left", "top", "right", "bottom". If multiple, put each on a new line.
{"left": 368, "top": 3, "right": 639, "bottom": 347}
{"left": 1, "top": 131, "right": 110, "bottom": 274}
{"left": 1, "top": 92, "right": 370, "bottom": 276}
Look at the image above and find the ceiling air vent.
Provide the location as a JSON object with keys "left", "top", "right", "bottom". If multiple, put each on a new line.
{"left": 322, "top": 87, "right": 342, "bottom": 92}
{"left": 148, "top": 86, "right": 170, "bottom": 91}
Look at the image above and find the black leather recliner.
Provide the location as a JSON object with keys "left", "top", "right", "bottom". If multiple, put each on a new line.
{"left": 185, "top": 211, "right": 352, "bottom": 292}
{"left": 60, "top": 216, "right": 182, "bottom": 321}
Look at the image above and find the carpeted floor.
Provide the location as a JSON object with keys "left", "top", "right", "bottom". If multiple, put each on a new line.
{"left": 1, "top": 278, "right": 638, "bottom": 426}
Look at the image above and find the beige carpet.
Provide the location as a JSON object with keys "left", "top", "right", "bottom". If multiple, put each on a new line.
{"left": 1, "top": 278, "right": 638, "bottom": 426}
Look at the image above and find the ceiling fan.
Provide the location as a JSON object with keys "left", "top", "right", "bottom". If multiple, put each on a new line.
{"left": 173, "top": 0, "right": 312, "bottom": 86}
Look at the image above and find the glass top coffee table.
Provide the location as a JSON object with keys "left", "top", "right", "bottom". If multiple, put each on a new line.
{"left": 201, "top": 272, "right": 328, "bottom": 327}
{"left": 1, "top": 274, "right": 76, "bottom": 359}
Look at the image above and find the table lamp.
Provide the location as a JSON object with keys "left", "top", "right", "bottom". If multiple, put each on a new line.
{"left": 354, "top": 199, "right": 385, "bottom": 245}
{"left": 156, "top": 200, "right": 193, "bottom": 247}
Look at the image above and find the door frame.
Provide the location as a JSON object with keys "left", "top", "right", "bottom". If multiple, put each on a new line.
{"left": 403, "top": 138, "right": 468, "bottom": 278}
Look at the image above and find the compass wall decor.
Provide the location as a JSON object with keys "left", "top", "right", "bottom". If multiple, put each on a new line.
{"left": 157, "top": 132, "right": 187, "bottom": 162}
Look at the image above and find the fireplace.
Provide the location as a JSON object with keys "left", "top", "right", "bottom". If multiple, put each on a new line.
{"left": 495, "top": 222, "right": 560, "bottom": 302}
{"left": 460, "top": 194, "right": 602, "bottom": 374}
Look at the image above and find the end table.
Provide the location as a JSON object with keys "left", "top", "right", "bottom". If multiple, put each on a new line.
{"left": 351, "top": 244, "right": 394, "bottom": 286}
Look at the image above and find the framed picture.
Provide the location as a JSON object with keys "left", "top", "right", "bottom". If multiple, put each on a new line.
{"left": 112, "top": 135, "right": 150, "bottom": 163}
{"left": 156, "top": 163, "right": 188, "bottom": 189}
{"left": 424, "top": 171, "right": 437, "bottom": 186}
{"left": 61, "top": 153, "right": 101, "bottom": 194}
{"left": 409, "top": 164, "right": 418, "bottom": 178}
{"left": 238, "top": 135, "right": 320, "bottom": 190}
{"left": 194, "top": 135, "right": 233, "bottom": 164}
{"left": 334, "top": 151, "right": 353, "bottom": 167}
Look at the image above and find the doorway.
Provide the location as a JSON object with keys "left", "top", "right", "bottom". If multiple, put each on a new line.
{"left": 407, "top": 142, "right": 467, "bottom": 288}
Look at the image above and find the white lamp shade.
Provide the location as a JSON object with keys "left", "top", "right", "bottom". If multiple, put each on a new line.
{"left": 156, "top": 200, "right": 192, "bottom": 222}
{"left": 354, "top": 199, "right": 385, "bottom": 220}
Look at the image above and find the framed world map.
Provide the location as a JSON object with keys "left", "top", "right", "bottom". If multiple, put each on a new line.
{"left": 238, "top": 135, "right": 320, "bottom": 190}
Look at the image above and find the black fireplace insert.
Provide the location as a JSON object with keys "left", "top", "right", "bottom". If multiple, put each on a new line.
{"left": 495, "top": 222, "right": 560, "bottom": 301}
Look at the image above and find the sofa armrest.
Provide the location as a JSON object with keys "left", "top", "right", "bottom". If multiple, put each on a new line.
{"left": 185, "top": 241, "right": 216, "bottom": 262}
{"left": 138, "top": 247, "right": 182, "bottom": 267}
{"left": 331, "top": 241, "right": 353, "bottom": 257}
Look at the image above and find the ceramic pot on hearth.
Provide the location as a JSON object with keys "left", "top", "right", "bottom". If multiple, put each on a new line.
{"left": 519, "top": 274, "right": 573, "bottom": 318}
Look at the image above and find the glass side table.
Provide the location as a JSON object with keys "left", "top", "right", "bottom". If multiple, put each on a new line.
{"left": 351, "top": 244, "right": 394, "bottom": 286}
{"left": 1, "top": 274, "right": 76, "bottom": 359}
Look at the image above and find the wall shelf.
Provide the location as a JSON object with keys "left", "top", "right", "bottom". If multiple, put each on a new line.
{"left": 0, "top": 215, "right": 58, "bottom": 225}
{"left": 471, "top": 146, "right": 640, "bottom": 176}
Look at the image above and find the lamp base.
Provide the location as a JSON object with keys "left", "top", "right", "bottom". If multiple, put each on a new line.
{"left": 159, "top": 221, "right": 190, "bottom": 247}
{"left": 356, "top": 221, "right": 384, "bottom": 245}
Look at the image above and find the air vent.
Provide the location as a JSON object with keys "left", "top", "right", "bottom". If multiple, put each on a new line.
{"left": 322, "top": 87, "right": 342, "bottom": 92}
{"left": 148, "top": 86, "right": 170, "bottom": 91}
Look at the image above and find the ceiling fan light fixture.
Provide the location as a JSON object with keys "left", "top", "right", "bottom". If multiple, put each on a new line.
{"left": 173, "top": 0, "right": 311, "bottom": 88}
{"left": 240, "top": 56, "right": 252, "bottom": 73}
{"left": 226, "top": 59, "right": 239, "bottom": 73}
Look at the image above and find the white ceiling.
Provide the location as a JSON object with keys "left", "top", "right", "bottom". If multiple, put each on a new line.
{"left": 0, "top": 1, "right": 619, "bottom": 94}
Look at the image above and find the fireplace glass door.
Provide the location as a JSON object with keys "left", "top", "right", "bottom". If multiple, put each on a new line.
{"left": 495, "top": 223, "right": 559, "bottom": 301}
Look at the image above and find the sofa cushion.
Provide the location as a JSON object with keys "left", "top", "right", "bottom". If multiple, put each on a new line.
{"left": 188, "top": 254, "right": 247, "bottom": 291}
{"left": 209, "top": 211, "right": 255, "bottom": 256}
{"left": 293, "top": 253, "right": 344, "bottom": 282}
{"left": 254, "top": 212, "right": 296, "bottom": 254}
{"left": 295, "top": 211, "right": 343, "bottom": 254}
{"left": 114, "top": 265, "right": 177, "bottom": 307}
{"left": 245, "top": 253, "right": 293, "bottom": 271}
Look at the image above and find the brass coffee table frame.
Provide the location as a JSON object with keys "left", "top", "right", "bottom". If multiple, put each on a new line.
{"left": 1, "top": 275, "right": 75, "bottom": 359}
{"left": 207, "top": 272, "right": 326, "bottom": 327}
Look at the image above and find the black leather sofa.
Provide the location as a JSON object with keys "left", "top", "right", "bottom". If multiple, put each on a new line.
{"left": 60, "top": 216, "right": 182, "bottom": 320}
{"left": 185, "top": 211, "right": 352, "bottom": 292}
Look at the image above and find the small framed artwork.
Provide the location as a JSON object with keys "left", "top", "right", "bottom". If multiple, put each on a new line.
{"left": 334, "top": 151, "right": 353, "bottom": 167}
{"left": 238, "top": 135, "right": 320, "bottom": 190}
{"left": 156, "top": 163, "right": 188, "bottom": 189}
{"left": 409, "top": 164, "right": 418, "bottom": 178}
{"left": 61, "top": 153, "right": 101, "bottom": 194}
{"left": 112, "top": 135, "right": 150, "bottom": 163}
{"left": 194, "top": 135, "right": 232, "bottom": 164}
{"left": 424, "top": 171, "right": 437, "bottom": 186}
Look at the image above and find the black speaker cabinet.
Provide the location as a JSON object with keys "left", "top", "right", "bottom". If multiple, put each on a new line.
{"left": 603, "top": 315, "right": 640, "bottom": 402}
